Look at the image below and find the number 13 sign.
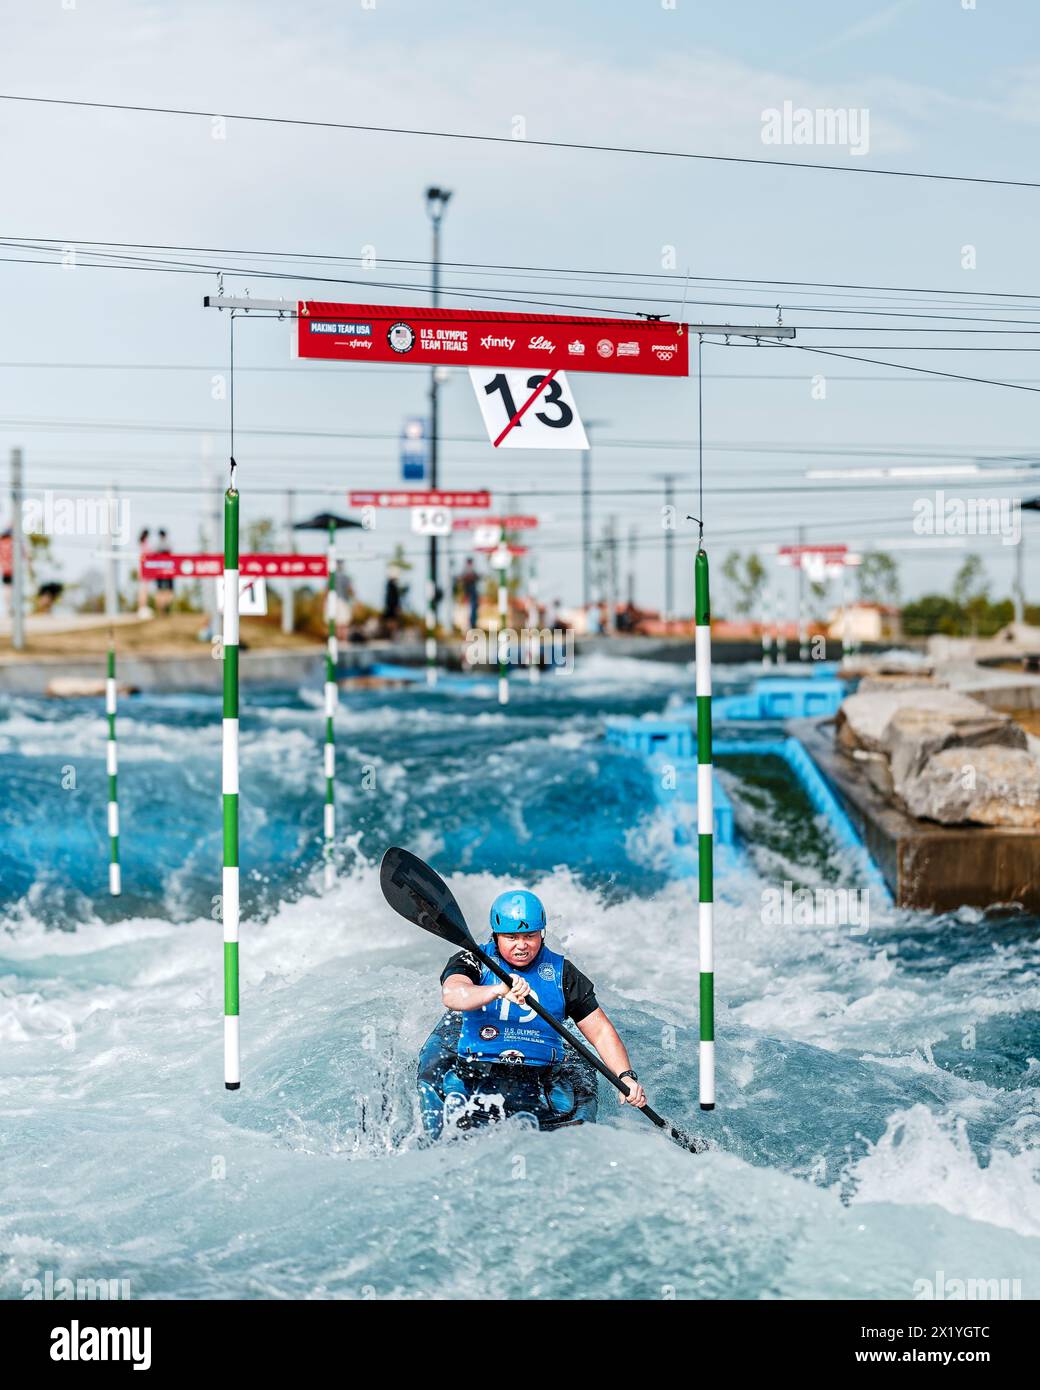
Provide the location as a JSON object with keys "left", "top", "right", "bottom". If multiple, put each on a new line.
{"left": 469, "top": 368, "right": 589, "bottom": 450}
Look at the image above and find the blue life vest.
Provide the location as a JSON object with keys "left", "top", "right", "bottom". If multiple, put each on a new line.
{"left": 457, "top": 940, "right": 566, "bottom": 1066}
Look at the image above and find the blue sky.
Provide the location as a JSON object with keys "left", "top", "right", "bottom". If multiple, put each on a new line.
{"left": 3, "top": 0, "right": 1040, "bottom": 615}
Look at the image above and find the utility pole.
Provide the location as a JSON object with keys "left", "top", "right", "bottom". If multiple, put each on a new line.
{"left": 656, "top": 473, "right": 677, "bottom": 625}
{"left": 798, "top": 524, "right": 808, "bottom": 662}
{"left": 581, "top": 444, "right": 591, "bottom": 612}
{"left": 580, "top": 419, "right": 608, "bottom": 614}
{"left": 105, "top": 481, "right": 119, "bottom": 620}
{"left": 425, "top": 186, "right": 452, "bottom": 675}
{"left": 627, "top": 523, "right": 637, "bottom": 607}
{"left": 10, "top": 448, "right": 25, "bottom": 650}
{"left": 604, "top": 515, "right": 619, "bottom": 632}
{"left": 282, "top": 488, "right": 295, "bottom": 634}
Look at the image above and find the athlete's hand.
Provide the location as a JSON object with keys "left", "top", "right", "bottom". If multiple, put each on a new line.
{"left": 498, "top": 974, "right": 531, "bottom": 1005}
{"left": 617, "top": 1078, "right": 647, "bottom": 1108}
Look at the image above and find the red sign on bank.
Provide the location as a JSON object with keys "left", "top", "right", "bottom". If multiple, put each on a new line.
{"left": 348, "top": 490, "right": 490, "bottom": 508}
{"left": 297, "top": 302, "right": 688, "bottom": 378}
{"left": 140, "top": 553, "right": 329, "bottom": 580}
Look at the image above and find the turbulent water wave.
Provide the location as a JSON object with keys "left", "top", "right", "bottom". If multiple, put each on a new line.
{"left": 1, "top": 671, "right": 1038, "bottom": 1299}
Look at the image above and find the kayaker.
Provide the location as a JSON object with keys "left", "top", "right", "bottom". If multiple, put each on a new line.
{"left": 416, "top": 888, "right": 647, "bottom": 1136}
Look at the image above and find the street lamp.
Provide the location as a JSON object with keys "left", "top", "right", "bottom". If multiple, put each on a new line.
{"left": 424, "top": 186, "right": 452, "bottom": 677}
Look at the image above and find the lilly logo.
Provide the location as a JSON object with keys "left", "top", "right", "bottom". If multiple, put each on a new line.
{"left": 528, "top": 335, "right": 555, "bottom": 351}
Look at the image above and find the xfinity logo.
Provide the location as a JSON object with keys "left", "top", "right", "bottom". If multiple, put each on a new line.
{"left": 528, "top": 335, "right": 555, "bottom": 351}
{"left": 481, "top": 334, "right": 515, "bottom": 350}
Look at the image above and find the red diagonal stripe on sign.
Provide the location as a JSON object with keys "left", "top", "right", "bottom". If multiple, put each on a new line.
{"left": 493, "top": 370, "right": 558, "bottom": 448}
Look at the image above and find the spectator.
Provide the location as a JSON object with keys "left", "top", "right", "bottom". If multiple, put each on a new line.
{"left": 383, "top": 565, "right": 403, "bottom": 638}
{"left": 460, "top": 557, "right": 480, "bottom": 630}
{"left": 137, "top": 527, "right": 151, "bottom": 616}
{"left": 153, "top": 529, "right": 174, "bottom": 615}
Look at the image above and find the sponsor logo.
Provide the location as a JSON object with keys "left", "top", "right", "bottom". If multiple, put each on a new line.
{"left": 528, "top": 334, "right": 555, "bottom": 352}
{"left": 500, "top": 1049, "right": 525, "bottom": 1064}
{"left": 387, "top": 321, "right": 416, "bottom": 354}
{"left": 567, "top": 339, "right": 586, "bottom": 355}
{"left": 617, "top": 341, "right": 639, "bottom": 357}
{"left": 596, "top": 339, "right": 614, "bottom": 358}
{"left": 651, "top": 344, "right": 676, "bottom": 361}
{"left": 538, "top": 962, "right": 555, "bottom": 981}
{"left": 479, "top": 1025, "right": 499, "bottom": 1041}
{"left": 481, "top": 334, "right": 516, "bottom": 351}
{"left": 346, "top": 339, "right": 371, "bottom": 350}
{"left": 311, "top": 321, "right": 372, "bottom": 336}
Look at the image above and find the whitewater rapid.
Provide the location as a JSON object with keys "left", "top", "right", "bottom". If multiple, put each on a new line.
{"left": 1, "top": 656, "right": 1038, "bottom": 1299}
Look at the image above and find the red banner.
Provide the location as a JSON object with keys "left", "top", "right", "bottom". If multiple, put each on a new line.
{"left": 140, "top": 553, "right": 328, "bottom": 580}
{"left": 454, "top": 514, "right": 538, "bottom": 530}
{"left": 348, "top": 489, "right": 490, "bottom": 508}
{"left": 297, "top": 302, "right": 688, "bottom": 377}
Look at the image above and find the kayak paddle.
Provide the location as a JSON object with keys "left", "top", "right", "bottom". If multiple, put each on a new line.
{"left": 380, "top": 845, "right": 708, "bottom": 1155}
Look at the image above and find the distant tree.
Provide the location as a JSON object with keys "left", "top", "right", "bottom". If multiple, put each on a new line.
{"left": 245, "top": 518, "right": 276, "bottom": 553}
{"left": 952, "top": 555, "right": 988, "bottom": 607}
{"left": 952, "top": 556, "right": 991, "bottom": 636}
{"left": 857, "top": 551, "right": 900, "bottom": 605}
{"left": 721, "top": 550, "right": 766, "bottom": 618}
{"left": 900, "top": 594, "right": 964, "bottom": 637}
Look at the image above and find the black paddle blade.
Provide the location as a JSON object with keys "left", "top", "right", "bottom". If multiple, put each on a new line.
{"left": 380, "top": 847, "right": 475, "bottom": 949}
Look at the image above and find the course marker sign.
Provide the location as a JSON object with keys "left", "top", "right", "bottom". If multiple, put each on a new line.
{"left": 348, "top": 489, "right": 490, "bottom": 509}
{"left": 297, "top": 302, "right": 688, "bottom": 377}
{"left": 141, "top": 553, "right": 327, "bottom": 580}
{"left": 470, "top": 368, "right": 588, "bottom": 449}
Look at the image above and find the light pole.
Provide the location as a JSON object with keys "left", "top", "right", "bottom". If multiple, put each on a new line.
{"left": 425, "top": 186, "right": 452, "bottom": 674}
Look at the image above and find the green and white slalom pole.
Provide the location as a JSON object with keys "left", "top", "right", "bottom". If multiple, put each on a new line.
{"left": 694, "top": 547, "right": 715, "bottom": 1111}
{"left": 323, "top": 519, "right": 337, "bottom": 890}
{"left": 106, "top": 643, "right": 121, "bottom": 896}
{"left": 495, "top": 550, "right": 509, "bottom": 706}
{"left": 222, "top": 485, "right": 241, "bottom": 1091}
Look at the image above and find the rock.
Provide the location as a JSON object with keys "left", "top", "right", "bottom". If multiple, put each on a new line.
{"left": 899, "top": 745, "right": 1040, "bottom": 828}
{"left": 885, "top": 703, "right": 1026, "bottom": 787}
{"left": 839, "top": 687, "right": 1010, "bottom": 750}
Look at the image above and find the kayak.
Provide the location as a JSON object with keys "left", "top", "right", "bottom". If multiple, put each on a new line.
{"left": 417, "top": 1011, "right": 599, "bottom": 1138}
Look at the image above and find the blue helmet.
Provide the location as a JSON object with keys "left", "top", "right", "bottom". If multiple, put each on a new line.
{"left": 489, "top": 889, "right": 547, "bottom": 935}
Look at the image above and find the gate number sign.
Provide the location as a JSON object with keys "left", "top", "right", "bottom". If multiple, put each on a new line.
{"left": 469, "top": 368, "right": 588, "bottom": 450}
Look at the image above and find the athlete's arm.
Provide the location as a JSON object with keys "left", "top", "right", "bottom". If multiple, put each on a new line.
{"left": 575, "top": 1008, "right": 647, "bottom": 1107}
{"left": 441, "top": 973, "right": 525, "bottom": 1011}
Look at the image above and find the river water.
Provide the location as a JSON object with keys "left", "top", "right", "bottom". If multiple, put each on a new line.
{"left": 1, "top": 655, "right": 1037, "bottom": 1299}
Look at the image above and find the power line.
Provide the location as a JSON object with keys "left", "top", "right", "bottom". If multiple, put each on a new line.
{"left": 754, "top": 340, "right": 1040, "bottom": 395}
{"left": 3, "top": 92, "right": 1040, "bottom": 191}
{"left": 8, "top": 235, "right": 1040, "bottom": 308}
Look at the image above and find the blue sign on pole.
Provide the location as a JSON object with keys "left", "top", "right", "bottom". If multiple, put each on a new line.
{"left": 401, "top": 416, "right": 428, "bottom": 481}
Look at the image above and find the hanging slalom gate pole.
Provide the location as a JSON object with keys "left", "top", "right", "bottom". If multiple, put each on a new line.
{"left": 324, "top": 519, "right": 337, "bottom": 889}
{"left": 222, "top": 486, "right": 241, "bottom": 1090}
{"left": 694, "top": 548, "right": 715, "bottom": 1111}
{"left": 496, "top": 553, "right": 509, "bottom": 706}
{"left": 106, "top": 643, "right": 121, "bottom": 896}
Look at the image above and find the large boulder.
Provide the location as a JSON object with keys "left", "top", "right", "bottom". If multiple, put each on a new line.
{"left": 899, "top": 745, "right": 1040, "bottom": 828}
{"left": 837, "top": 687, "right": 1025, "bottom": 782}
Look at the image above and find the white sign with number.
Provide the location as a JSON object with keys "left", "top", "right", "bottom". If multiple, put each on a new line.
{"left": 216, "top": 575, "right": 268, "bottom": 616}
{"left": 411, "top": 507, "right": 452, "bottom": 536}
{"left": 469, "top": 368, "right": 588, "bottom": 450}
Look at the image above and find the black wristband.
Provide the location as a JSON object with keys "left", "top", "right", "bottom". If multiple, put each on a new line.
{"left": 618, "top": 1069, "right": 638, "bottom": 1083}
